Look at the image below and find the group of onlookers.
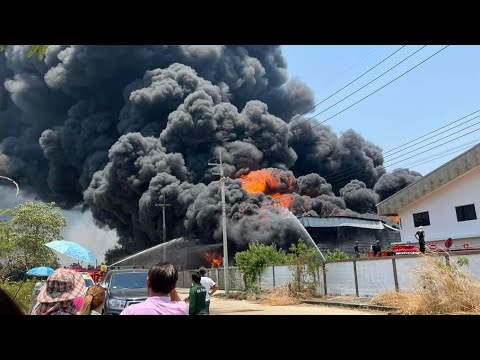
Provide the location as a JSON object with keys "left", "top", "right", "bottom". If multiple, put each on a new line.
{"left": 119, "top": 264, "right": 218, "bottom": 315}
{"left": 1, "top": 262, "right": 218, "bottom": 316}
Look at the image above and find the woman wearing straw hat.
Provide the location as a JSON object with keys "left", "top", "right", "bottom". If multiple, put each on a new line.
{"left": 31, "top": 268, "right": 86, "bottom": 315}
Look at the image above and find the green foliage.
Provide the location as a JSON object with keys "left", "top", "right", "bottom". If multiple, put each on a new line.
{"left": 1, "top": 280, "right": 36, "bottom": 314}
{"left": 235, "top": 243, "right": 289, "bottom": 291}
{"left": 104, "top": 245, "right": 132, "bottom": 265}
{"left": 324, "top": 250, "right": 349, "bottom": 261}
{"left": 456, "top": 257, "right": 469, "bottom": 267}
{"left": 360, "top": 251, "right": 370, "bottom": 259}
{"left": 0, "top": 45, "right": 48, "bottom": 59}
{"left": 0, "top": 202, "right": 64, "bottom": 279}
{"left": 288, "top": 239, "right": 322, "bottom": 293}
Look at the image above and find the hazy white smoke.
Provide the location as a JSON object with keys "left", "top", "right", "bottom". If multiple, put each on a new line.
{"left": 0, "top": 185, "right": 118, "bottom": 265}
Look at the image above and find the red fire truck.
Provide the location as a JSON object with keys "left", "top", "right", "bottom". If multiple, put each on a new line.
{"left": 67, "top": 267, "right": 104, "bottom": 283}
{"left": 369, "top": 243, "right": 420, "bottom": 257}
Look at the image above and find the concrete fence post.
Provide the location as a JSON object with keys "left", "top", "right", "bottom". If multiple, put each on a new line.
{"left": 392, "top": 258, "right": 399, "bottom": 292}
{"left": 322, "top": 262, "right": 327, "bottom": 296}
{"left": 272, "top": 265, "right": 276, "bottom": 289}
{"left": 353, "top": 260, "right": 359, "bottom": 297}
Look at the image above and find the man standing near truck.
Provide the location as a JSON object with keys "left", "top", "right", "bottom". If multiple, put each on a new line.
{"left": 354, "top": 241, "right": 360, "bottom": 258}
{"left": 189, "top": 272, "right": 207, "bottom": 315}
{"left": 415, "top": 226, "right": 426, "bottom": 254}
{"left": 198, "top": 267, "right": 219, "bottom": 315}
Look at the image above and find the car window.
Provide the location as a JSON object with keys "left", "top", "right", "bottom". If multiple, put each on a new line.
{"left": 84, "top": 279, "right": 94, "bottom": 287}
{"left": 110, "top": 272, "right": 147, "bottom": 289}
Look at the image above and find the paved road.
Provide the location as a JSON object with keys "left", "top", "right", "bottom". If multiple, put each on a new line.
{"left": 176, "top": 288, "right": 377, "bottom": 315}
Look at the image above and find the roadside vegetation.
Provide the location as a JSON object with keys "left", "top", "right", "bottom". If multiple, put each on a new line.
{"left": 371, "top": 255, "right": 480, "bottom": 314}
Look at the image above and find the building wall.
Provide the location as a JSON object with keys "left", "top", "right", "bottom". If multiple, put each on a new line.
{"left": 398, "top": 166, "right": 480, "bottom": 250}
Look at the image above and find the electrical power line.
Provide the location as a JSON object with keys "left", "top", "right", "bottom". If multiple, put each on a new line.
{"left": 325, "top": 110, "right": 480, "bottom": 182}
{"left": 404, "top": 138, "right": 480, "bottom": 168}
{"left": 305, "top": 45, "right": 450, "bottom": 133}
{"left": 383, "top": 109, "right": 480, "bottom": 155}
{"left": 384, "top": 117, "right": 480, "bottom": 162}
{"left": 289, "top": 45, "right": 425, "bottom": 132}
{"left": 288, "top": 45, "right": 407, "bottom": 125}
{"left": 328, "top": 126, "right": 480, "bottom": 187}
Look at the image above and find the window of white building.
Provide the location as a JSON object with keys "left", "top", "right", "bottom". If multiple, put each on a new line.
{"left": 455, "top": 204, "right": 477, "bottom": 222}
{"left": 413, "top": 211, "right": 430, "bottom": 227}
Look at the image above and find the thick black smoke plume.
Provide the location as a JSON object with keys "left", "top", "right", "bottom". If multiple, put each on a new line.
{"left": 339, "top": 180, "right": 379, "bottom": 214}
{"left": 0, "top": 45, "right": 421, "bottom": 253}
{"left": 374, "top": 168, "right": 423, "bottom": 201}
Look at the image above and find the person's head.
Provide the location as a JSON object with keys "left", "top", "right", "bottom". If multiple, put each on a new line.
{"left": 147, "top": 262, "right": 178, "bottom": 296}
{"left": 192, "top": 271, "right": 202, "bottom": 284}
{"left": 32, "top": 268, "right": 86, "bottom": 315}
{"left": 0, "top": 288, "right": 23, "bottom": 315}
{"left": 419, "top": 226, "right": 424, "bottom": 231}
{"left": 355, "top": 241, "right": 359, "bottom": 245}
{"left": 376, "top": 240, "right": 380, "bottom": 243}
{"left": 78, "top": 284, "right": 105, "bottom": 315}
{"left": 198, "top": 267, "right": 207, "bottom": 276}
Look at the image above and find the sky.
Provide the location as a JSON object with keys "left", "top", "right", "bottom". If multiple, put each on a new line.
{"left": 282, "top": 45, "right": 480, "bottom": 175}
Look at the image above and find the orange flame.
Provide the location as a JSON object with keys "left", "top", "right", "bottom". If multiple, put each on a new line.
{"left": 202, "top": 251, "right": 223, "bottom": 268}
{"left": 272, "top": 193, "right": 293, "bottom": 208}
{"left": 240, "top": 168, "right": 296, "bottom": 209}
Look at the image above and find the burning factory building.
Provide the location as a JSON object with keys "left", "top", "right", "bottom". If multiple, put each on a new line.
{"left": 0, "top": 46, "right": 422, "bottom": 264}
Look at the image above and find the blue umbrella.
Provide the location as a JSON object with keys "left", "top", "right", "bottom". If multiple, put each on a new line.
{"left": 26, "top": 266, "right": 54, "bottom": 277}
{"left": 45, "top": 240, "right": 96, "bottom": 263}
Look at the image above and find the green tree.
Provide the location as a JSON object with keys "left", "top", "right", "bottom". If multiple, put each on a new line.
{"left": 104, "top": 245, "right": 132, "bottom": 265}
{"left": 288, "top": 239, "right": 322, "bottom": 294}
{"left": 324, "top": 250, "right": 349, "bottom": 260}
{"left": 0, "top": 45, "right": 49, "bottom": 59}
{"left": 0, "top": 202, "right": 64, "bottom": 277}
{"left": 235, "top": 243, "right": 289, "bottom": 291}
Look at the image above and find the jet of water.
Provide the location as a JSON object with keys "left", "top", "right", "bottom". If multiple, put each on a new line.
{"left": 283, "top": 210, "right": 326, "bottom": 261}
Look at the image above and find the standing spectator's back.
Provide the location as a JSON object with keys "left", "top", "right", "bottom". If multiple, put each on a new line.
{"left": 189, "top": 272, "right": 207, "bottom": 315}
{"left": 198, "top": 267, "right": 219, "bottom": 315}
{"left": 0, "top": 288, "right": 23, "bottom": 315}
{"left": 120, "top": 262, "right": 187, "bottom": 315}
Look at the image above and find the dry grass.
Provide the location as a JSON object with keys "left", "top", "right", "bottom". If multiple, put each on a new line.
{"left": 260, "top": 285, "right": 317, "bottom": 306}
{"left": 371, "top": 256, "right": 480, "bottom": 314}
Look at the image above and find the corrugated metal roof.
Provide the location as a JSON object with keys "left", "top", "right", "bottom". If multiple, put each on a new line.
{"left": 298, "top": 216, "right": 385, "bottom": 230}
{"left": 376, "top": 143, "right": 480, "bottom": 215}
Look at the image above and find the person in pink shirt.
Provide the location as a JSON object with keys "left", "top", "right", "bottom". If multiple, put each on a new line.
{"left": 120, "top": 262, "right": 187, "bottom": 315}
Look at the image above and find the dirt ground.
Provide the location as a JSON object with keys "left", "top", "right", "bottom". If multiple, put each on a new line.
{"left": 176, "top": 288, "right": 378, "bottom": 315}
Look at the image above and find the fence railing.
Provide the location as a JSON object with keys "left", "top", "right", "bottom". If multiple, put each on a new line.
{"left": 178, "top": 251, "right": 480, "bottom": 297}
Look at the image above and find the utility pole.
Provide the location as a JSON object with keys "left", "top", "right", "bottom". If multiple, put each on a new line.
{"left": 155, "top": 195, "right": 171, "bottom": 262}
{"left": 208, "top": 150, "right": 229, "bottom": 294}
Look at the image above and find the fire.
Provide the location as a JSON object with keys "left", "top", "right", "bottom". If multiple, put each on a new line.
{"left": 272, "top": 193, "right": 293, "bottom": 208}
{"left": 240, "top": 168, "right": 297, "bottom": 209}
{"left": 202, "top": 250, "right": 223, "bottom": 268}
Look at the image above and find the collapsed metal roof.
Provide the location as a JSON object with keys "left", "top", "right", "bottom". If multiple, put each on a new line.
{"left": 298, "top": 216, "right": 386, "bottom": 230}
{"left": 376, "top": 143, "right": 480, "bottom": 215}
